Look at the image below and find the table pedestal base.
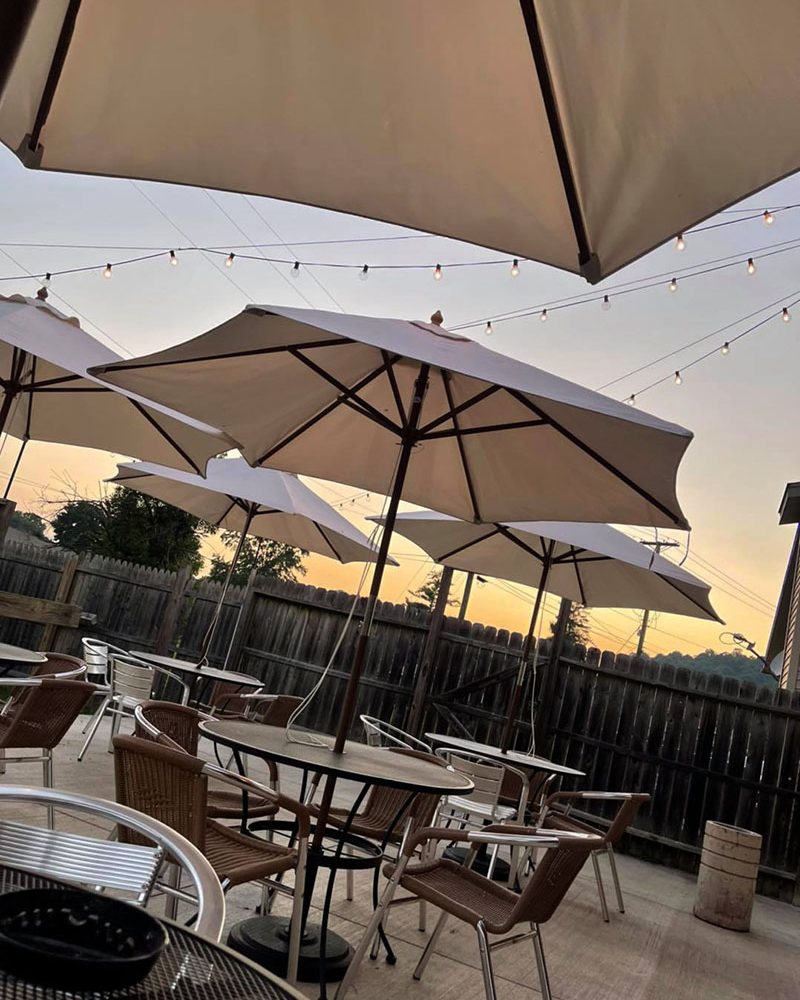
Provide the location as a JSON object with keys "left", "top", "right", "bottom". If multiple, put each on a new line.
{"left": 228, "top": 915, "right": 352, "bottom": 983}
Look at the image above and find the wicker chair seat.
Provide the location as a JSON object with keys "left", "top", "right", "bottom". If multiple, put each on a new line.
{"left": 204, "top": 820, "right": 296, "bottom": 886}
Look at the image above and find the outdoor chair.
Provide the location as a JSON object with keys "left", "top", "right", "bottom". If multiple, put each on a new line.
{"left": 541, "top": 791, "right": 651, "bottom": 921}
{"left": 0, "top": 784, "right": 225, "bottom": 941}
{"left": 113, "top": 734, "right": 309, "bottom": 984}
{"left": 210, "top": 690, "right": 303, "bottom": 726}
{"left": 0, "top": 678, "right": 94, "bottom": 827}
{"left": 34, "top": 652, "right": 87, "bottom": 679}
{"left": 134, "top": 700, "right": 280, "bottom": 822}
{"left": 78, "top": 653, "right": 190, "bottom": 761}
{"left": 360, "top": 714, "right": 432, "bottom": 751}
{"left": 336, "top": 824, "right": 603, "bottom": 1000}
{"left": 80, "top": 638, "right": 128, "bottom": 737}
{"left": 499, "top": 769, "right": 559, "bottom": 824}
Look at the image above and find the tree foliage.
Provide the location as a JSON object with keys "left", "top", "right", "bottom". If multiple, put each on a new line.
{"left": 406, "top": 569, "right": 459, "bottom": 611}
{"left": 10, "top": 510, "right": 48, "bottom": 540}
{"left": 550, "top": 603, "right": 590, "bottom": 653}
{"left": 207, "top": 531, "right": 307, "bottom": 587}
{"left": 649, "top": 649, "right": 776, "bottom": 686}
{"left": 51, "top": 489, "right": 210, "bottom": 572}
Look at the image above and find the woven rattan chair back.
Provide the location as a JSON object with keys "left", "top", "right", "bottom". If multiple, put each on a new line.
{"left": 35, "top": 652, "right": 86, "bottom": 679}
{"left": 135, "top": 700, "right": 201, "bottom": 754}
{"left": 0, "top": 679, "right": 94, "bottom": 750}
{"left": 509, "top": 835, "right": 598, "bottom": 928}
{"left": 114, "top": 734, "right": 208, "bottom": 851}
{"left": 605, "top": 793, "right": 650, "bottom": 844}
{"left": 357, "top": 748, "right": 447, "bottom": 837}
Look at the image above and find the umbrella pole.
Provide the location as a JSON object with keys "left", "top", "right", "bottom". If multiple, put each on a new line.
{"left": 3, "top": 437, "right": 28, "bottom": 500}
{"left": 200, "top": 503, "right": 255, "bottom": 664}
{"left": 500, "top": 546, "right": 553, "bottom": 752}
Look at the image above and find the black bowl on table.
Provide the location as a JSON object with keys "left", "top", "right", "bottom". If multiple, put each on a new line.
{"left": 0, "top": 888, "right": 167, "bottom": 990}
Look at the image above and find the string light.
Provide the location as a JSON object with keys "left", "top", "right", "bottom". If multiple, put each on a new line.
{"left": 102, "top": 263, "right": 112, "bottom": 279}
{"left": 763, "top": 210, "right": 774, "bottom": 226}
{"left": 625, "top": 394, "right": 636, "bottom": 406}
{"left": 747, "top": 257, "right": 757, "bottom": 275}
{"left": 433, "top": 263, "right": 443, "bottom": 281}
{"left": 675, "top": 234, "right": 686, "bottom": 251}
{"left": 169, "top": 250, "right": 178, "bottom": 266}
{"left": 539, "top": 309, "right": 548, "bottom": 322}
{"left": 720, "top": 342, "right": 730, "bottom": 355}
{"left": 291, "top": 261, "right": 301, "bottom": 278}
{"left": 668, "top": 277, "right": 678, "bottom": 292}
{"left": 41, "top": 272, "right": 51, "bottom": 288}
{"left": 359, "top": 264, "right": 369, "bottom": 281}
{"left": 602, "top": 295, "right": 611, "bottom": 311}
{"left": 783, "top": 307, "right": 791, "bottom": 323}
{"left": 485, "top": 321, "right": 493, "bottom": 335}
{"left": 510, "top": 259, "right": 520, "bottom": 277}
{"left": 674, "top": 371, "right": 682, "bottom": 385}
{"left": 225, "top": 252, "right": 235, "bottom": 267}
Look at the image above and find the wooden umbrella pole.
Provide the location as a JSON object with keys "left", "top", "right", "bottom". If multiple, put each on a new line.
{"left": 500, "top": 543, "right": 554, "bottom": 751}
{"left": 199, "top": 503, "right": 255, "bottom": 664}
{"left": 2, "top": 437, "right": 27, "bottom": 500}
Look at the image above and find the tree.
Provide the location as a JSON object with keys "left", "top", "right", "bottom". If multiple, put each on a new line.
{"left": 406, "top": 569, "right": 458, "bottom": 611}
{"left": 10, "top": 510, "right": 48, "bottom": 541}
{"left": 550, "top": 603, "right": 590, "bottom": 653}
{"left": 207, "top": 531, "right": 307, "bottom": 586}
{"left": 51, "top": 489, "right": 210, "bottom": 572}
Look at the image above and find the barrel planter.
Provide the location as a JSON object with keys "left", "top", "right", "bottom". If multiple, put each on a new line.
{"left": 694, "top": 821, "right": 762, "bottom": 931}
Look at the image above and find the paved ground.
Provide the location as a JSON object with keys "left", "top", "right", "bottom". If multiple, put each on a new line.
{"left": 2, "top": 717, "right": 799, "bottom": 1000}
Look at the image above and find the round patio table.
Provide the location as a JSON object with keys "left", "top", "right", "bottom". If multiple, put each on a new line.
{"left": 0, "top": 863, "right": 303, "bottom": 1000}
{"left": 0, "top": 644, "right": 79, "bottom": 685}
{"left": 130, "top": 651, "right": 262, "bottom": 705}
{"left": 199, "top": 719, "right": 473, "bottom": 996}
{"left": 424, "top": 732, "right": 586, "bottom": 777}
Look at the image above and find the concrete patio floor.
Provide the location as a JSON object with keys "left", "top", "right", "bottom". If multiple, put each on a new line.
{"left": 1, "top": 717, "right": 798, "bottom": 1000}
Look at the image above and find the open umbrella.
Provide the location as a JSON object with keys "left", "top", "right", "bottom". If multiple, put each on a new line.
{"left": 2, "top": 2, "right": 799, "bottom": 280}
{"left": 379, "top": 510, "right": 721, "bottom": 746}
{"left": 110, "top": 457, "right": 390, "bottom": 660}
{"left": 92, "top": 303, "right": 696, "bottom": 759}
{"left": 0, "top": 294, "right": 229, "bottom": 490}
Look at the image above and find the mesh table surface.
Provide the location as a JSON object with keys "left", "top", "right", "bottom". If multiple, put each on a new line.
{"left": 0, "top": 866, "right": 302, "bottom": 1000}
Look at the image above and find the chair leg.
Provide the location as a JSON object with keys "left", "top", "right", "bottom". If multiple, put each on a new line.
{"left": 475, "top": 921, "right": 498, "bottom": 1000}
{"left": 531, "top": 924, "right": 552, "bottom": 1000}
{"left": 108, "top": 706, "right": 124, "bottom": 752}
{"left": 418, "top": 899, "right": 427, "bottom": 932}
{"left": 77, "top": 696, "right": 110, "bottom": 761}
{"left": 42, "top": 750, "right": 54, "bottom": 830}
{"left": 286, "top": 855, "right": 306, "bottom": 987}
{"left": 413, "top": 909, "right": 448, "bottom": 981}
{"left": 591, "top": 851, "right": 610, "bottom": 922}
{"left": 606, "top": 843, "right": 625, "bottom": 913}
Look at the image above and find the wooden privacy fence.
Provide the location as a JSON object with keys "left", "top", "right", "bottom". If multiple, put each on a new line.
{"left": 0, "top": 538, "right": 797, "bottom": 900}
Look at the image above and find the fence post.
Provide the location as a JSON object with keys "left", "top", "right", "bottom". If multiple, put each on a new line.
{"left": 153, "top": 566, "right": 192, "bottom": 655}
{"left": 38, "top": 555, "right": 79, "bottom": 651}
{"left": 406, "top": 565, "right": 454, "bottom": 736}
{"left": 0, "top": 500, "right": 15, "bottom": 550}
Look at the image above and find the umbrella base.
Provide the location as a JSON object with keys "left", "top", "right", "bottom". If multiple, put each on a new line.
{"left": 228, "top": 915, "right": 352, "bottom": 982}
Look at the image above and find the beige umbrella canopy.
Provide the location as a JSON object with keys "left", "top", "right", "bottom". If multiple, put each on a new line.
{"left": 0, "top": 294, "right": 229, "bottom": 487}
{"left": 2, "top": 2, "right": 799, "bottom": 281}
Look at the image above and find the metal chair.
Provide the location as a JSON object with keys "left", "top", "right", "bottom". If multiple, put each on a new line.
{"left": 34, "top": 652, "right": 87, "bottom": 680}
{"left": 360, "top": 714, "right": 432, "bottom": 751}
{"left": 113, "top": 734, "right": 310, "bottom": 985}
{"left": 336, "top": 825, "right": 602, "bottom": 1000}
{"left": 0, "top": 677, "right": 95, "bottom": 826}
{"left": 78, "top": 654, "right": 190, "bottom": 761}
{"left": 541, "top": 790, "right": 651, "bottom": 921}
{"left": 0, "top": 785, "right": 225, "bottom": 941}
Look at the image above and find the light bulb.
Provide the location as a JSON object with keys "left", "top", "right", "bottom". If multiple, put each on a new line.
{"left": 721, "top": 342, "right": 730, "bottom": 355}
{"left": 674, "top": 370, "right": 682, "bottom": 385}
{"left": 42, "top": 272, "right": 51, "bottom": 288}
{"left": 601, "top": 295, "right": 611, "bottom": 311}
{"left": 103, "top": 263, "right": 112, "bottom": 279}
{"left": 291, "top": 261, "right": 301, "bottom": 278}
{"left": 783, "top": 307, "right": 791, "bottom": 323}
{"left": 225, "top": 252, "right": 235, "bottom": 267}
{"left": 626, "top": 394, "right": 636, "bottom": 406}
{"left": 510, "top": 258, "right": 520, "bottom": 277}
{"left": 763, "top": 209, "right": 774, "bottom": 225}
{"left": 359, "top": 264, "right": 369, "bottom": 281}
{"left": 433, "top": 263, "right": 442, "bottom": 281}
{"left": 668, "top": 277, "right": 678, "bottom": 292}
{"left": 540, "top": 309, "right": 548, "bottom": 322}
{"left": 675, "top": 234, "right": 685, "bottom": 251}
{"left": 747, "top": 257, "right": 756, "bottom": 275}
{"left": 169, "top": 250, "right": 178, "bottom": 266}
{"left": 485, "top": 321, "right": 493, "bottom": 335}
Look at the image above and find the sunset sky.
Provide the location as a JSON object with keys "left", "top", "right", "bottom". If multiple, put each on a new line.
{"left": 0, "top": 145, "right": 795, "bottom": 662}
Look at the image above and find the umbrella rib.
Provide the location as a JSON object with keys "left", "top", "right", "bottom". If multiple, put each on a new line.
{"left": 517, "top": 0, "right": 595, "bottom": 277}
{"left": 98, "top": 337, "right": 348, "bottom": 373}
{"left": 437, "top": 526, "right": 501, "bottom": 563}
{"left": 423, "top": 418, "right": 546, "bottom": 440}
{"left": 504, "top": 387, "right": 685, "bottom": 527}
{"left": 126, "top": 398, "right": 203, "bottom": 475}
{"left": 441, "top": 371, "right": 481, "bottom": 522}
{"left": 381, "top": 350, "right": 408, "bottom": 428}
{"left": 215, "top": 497, "right": 240, "bottom": 527}
{"left": 567, "top": 545, "right": 588, "bottom": 605}
{"left": 494, "top": 524, "right": 546, "bottom": 562}
{"left": 658, "top": 574, "right": 720, "bottom": 622}
{"left": 313, "top": 523, "right": 342, "bottom": 562}
{"left": 20, "top": 385, "right": 108, "bottom": 393}
{"left": 22, "top": 373, "right": 83, "bottom": 390}
{"left": 418, "top": 384, "right": 501, "bottom": 435}
{"left": 26, "top": 0, "right": 82, "bottom": 153}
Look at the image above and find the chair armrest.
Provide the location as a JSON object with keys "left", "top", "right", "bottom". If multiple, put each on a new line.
{"left": 544, "top": 790, "right": 647, "bottom": 809}
{"left": 203, "top": 762, "right": 310, "bottom": 838}
{"left": 402, "top": 824, "right": 561, "bottom": 857}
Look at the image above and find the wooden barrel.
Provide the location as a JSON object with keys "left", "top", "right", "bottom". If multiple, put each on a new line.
{"left": 694, "top": 821, "right": 762, "bottom": 931}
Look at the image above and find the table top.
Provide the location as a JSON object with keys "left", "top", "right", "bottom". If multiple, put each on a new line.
{"left": 425, "top": 732, "right": 586, "bottom": 777}
{"left": 0, "top": 864, "right": 303, "bottom": 1000}
{"left": 201, "top": 720, "right": 474, "bottom": 794}
{"left": 131, "top": 651, "right": 262, "bottom": 687}
{"left": 0, "top": 642, "right": 47, "bottom": 664}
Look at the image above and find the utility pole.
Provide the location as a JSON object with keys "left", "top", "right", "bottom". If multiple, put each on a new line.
{"left": 458, "top": 571, "right": 474, "bottom": 621}
{"left": 636, "top": 539, "right": 681, "bottom": 656}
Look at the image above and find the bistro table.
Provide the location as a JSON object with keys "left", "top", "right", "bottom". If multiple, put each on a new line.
{"left": 425, "top": 732, "right": 586, "bottom": 778}
{"left": 199, "top": 719, "right": 473, "bottom": 994}
{"left": 0, "top": 643, "right": 48, "bottom": 680}
{"left": 130, "top": 651, "right": 262, "bottom": 706}
{"left": 0, "top": 863, "right": 303, "bottom": 1000}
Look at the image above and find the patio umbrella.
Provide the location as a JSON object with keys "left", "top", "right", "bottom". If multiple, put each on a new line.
{"left": 109, "top": 457, "right": 390, "bottom": 660}
{"left": 379, "top": 510, "right": 721, "bottom": 747}
{"left": 0, "top": 294, "right": 229, "bottom": 489}
{"left": 91, "top": 303, "right": 696, "bottom": 759}
{"left": 2, "top": 3, "right": 799, "bottom": 281}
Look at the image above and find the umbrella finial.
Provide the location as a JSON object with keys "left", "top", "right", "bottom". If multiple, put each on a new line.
{"left": 430, "top": 310, "right": 444, "bottom": 326}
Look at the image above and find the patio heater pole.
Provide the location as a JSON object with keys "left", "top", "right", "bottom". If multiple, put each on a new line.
{"left": 199, "top": 502, "right": 255, "bottom": 664}
{"left": 500, "top": 540, "right": 554, "bottom": 752}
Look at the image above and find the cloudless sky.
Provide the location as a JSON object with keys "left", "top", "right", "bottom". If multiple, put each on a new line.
{"left": 0, "top": 145, "right": 796, "bottom": 661}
